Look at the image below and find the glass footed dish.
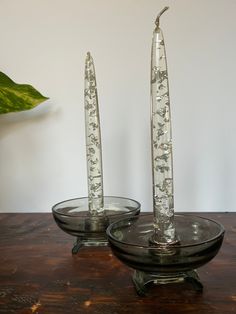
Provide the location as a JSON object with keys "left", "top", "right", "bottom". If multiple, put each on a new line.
{"left": 52, "top": 196, "right": 140, "bottom": 253}
{"left": 107, "top": 214, "right": 225, "bottom": 295}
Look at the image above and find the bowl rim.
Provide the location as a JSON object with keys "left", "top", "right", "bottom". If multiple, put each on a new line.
{"left": 106, "top": 213, "right": 225, "bottom": 249}
{"left": 52, "top": 195, "right": 141, "bottom": 218}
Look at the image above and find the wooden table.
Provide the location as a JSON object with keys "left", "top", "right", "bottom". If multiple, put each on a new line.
{"left": 0, "top": 213, "right": 235, "bottom": 314}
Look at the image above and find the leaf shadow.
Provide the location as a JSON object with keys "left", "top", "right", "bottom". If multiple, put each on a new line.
{"left": 0, "top": 101, "right": 59, "bottom": 139}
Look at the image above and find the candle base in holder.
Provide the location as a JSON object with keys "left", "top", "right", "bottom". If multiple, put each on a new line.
{"left": 52, "top": 196, "right": 140, "bottom": 253}
{"left": 107, "top": 214, "right": 224, "bottom": 296}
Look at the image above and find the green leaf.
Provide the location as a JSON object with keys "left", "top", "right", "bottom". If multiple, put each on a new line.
{"left": 0, "top": 71, "right": 49, "bottom": 114}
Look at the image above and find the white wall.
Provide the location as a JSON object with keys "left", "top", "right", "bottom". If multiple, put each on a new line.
{"left": 0, "top": 0, "right": 235, "bottom": 212}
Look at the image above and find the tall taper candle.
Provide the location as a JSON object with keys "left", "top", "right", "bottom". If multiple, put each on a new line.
{"left": 84, "top": 52, "right": 104, "bottom": 214}
{"left": 150, "top": 7, "right": 177, "bottom": 245}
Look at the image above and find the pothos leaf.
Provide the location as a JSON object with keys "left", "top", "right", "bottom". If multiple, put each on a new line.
{"left": 0, "top": 71, "right": 49, "bottom": 114}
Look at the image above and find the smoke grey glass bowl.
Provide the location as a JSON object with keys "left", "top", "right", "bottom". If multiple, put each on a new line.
{"left": 52, "top": 196, "right": 140, "bottom": 253}
{"left": 107, "top": 214, "right": 224, "bottom": 295}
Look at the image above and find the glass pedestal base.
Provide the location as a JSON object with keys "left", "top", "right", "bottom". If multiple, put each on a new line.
{"left": 132, "top": 269, "right": 203, "bottom": 296}
{"left": 72, "top": 236, "right": 108, "bottom": 254}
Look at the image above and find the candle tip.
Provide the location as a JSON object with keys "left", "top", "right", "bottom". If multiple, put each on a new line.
{"left": 155, "top": 7, "right": 169, "bottom": 27}
{"left": 86, "top": 51, "right": 91, "bottom": 59}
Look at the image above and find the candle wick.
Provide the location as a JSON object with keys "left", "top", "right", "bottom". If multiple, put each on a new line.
{"left": 155, "top": 6, "right": 169, "bottom": 28}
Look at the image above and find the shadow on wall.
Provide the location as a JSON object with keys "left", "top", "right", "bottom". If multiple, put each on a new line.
{"left": 0, "top": 101, "right": 58, "bottom": 139}
{"left": 0, "top": 100, "right": 65, "bottom": 212}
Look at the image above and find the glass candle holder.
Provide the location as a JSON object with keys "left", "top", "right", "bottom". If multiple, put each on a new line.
{"left": 53, "top": 196, "right": 140, "bottom": 253}
{"left": 107, "top": 214, "right": 224, "bottom": 295}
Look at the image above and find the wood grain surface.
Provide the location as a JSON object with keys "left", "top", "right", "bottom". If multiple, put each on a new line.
{"left": 0, "top": 213, "right": 235, "bottom": 314}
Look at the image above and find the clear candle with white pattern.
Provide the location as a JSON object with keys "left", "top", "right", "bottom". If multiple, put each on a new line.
{"left": 84, "top": 52, "right": 104, "bottom": 215}
{"left": 150, "top": 7, "right": 178, "bottom": 245}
